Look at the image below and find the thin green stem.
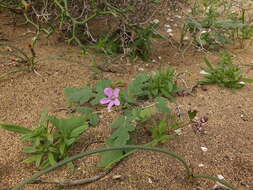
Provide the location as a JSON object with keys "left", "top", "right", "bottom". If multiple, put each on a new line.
{"left": 0, "top": 68, "right": 28, "bottom": 80}
{"left": 193, "top": 175, "right": 238, "bottom": 190}
{"left": 11, "top": 145, "right": 192, "bottom": 190}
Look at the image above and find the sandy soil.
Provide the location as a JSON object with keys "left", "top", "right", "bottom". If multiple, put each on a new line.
{"left": 0, "top": 5, "right": 253, "bottom": 190}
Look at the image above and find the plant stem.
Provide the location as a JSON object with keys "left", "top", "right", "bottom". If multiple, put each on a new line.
{"left": 193, "top": 175, "right": 238, "bottom": 190}
{"left": 0, "top": 69, "right": 27, "bottom": 80}
{"left": 11, "top": 145, "right": 192, "bottom": 190}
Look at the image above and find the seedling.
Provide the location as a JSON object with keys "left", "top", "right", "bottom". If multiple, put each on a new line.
{"left": 199, "top": 52, "right": 253, "bottom": 91}
{"left": 0, "top": 111, "right": 90, "bottom": 168}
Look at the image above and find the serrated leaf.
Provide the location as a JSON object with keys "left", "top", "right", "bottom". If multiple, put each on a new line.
{"left": 140, "top": 107, "right": 158, "bottom": 118}
{"left": 89, "top": 113, "right": 99, "bottom": 126}
{"left": 155, "top": 97, "right": 171, "bottom": 114}
{"left": 99, "top": 119, "right": 136, "bottom": 167}
{"left": 90, "top": 80, "right": 112, "bottom": 105}
{"left": 128, "top": 73, "right": 150, "bottom": 97}
{"left": 93, "top": 80, "right": 111, "bottom": 93}
{"left": 75, "top": 107, "right": 92, "bottom": 115}
{"left": 75, "top": 107, "right": 99, "bottom": 126}
{"left": 107, "top": 124, "right": 135, "bottom": 146}
{"left": 120, "top": 90, "right": 137, "bottom": 104}
{"left": 64, "top": 85, "right": 94, "bottom": 104}
{"left": 97, "top": 149, "right": 123, "bottom": 168}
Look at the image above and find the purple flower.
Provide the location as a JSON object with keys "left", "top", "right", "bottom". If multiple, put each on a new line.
{"left": 100, "top": 88, "right": 120, "bottom": 110}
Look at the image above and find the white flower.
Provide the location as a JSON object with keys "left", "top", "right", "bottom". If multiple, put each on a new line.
{"left": 183, "top": 36, "right": 189, "bottom": 40}
{"left": 200, "top": 70, "right": 210, "bottom": 75}
{"left": 152, "top": 19, "right": 160, "bottom": 24}
{"left": 239, "top": 81, "right": 245, "bottom": 85}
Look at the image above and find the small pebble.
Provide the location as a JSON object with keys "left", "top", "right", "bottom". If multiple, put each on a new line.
{"left": 201, "top": 146, "right": 208, "bottom": 152}
{"left": 152, "top": 19, "right": 160, "bottom": 24}
{"left": 148, "top": 178, "right": 153, "bottom": 184}
{"left": 112, "top": 175, "right": 122, "bottom": 180}
{"left": 174, "top": 129, "right": 182, "bottom": 135}
{"left": 166, "top": 28, "right": 173, "bottom": 33}
{"left": 217, "top": 175, "right": 224, "bottom": 180}
{"left": 198, "top": 163, "right": 204, "bottom": 167}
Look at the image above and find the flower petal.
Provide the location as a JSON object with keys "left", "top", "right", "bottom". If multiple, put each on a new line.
{"left": 107, "top": 101, "right": 114, "bottom": 110}
{"left": 104, "top": 88, "right": 113, "bottom": 97}
{"left": 100, "top": 98, "right": 111, "bottom": 104}
{"left": 113, "top": 99, "right": 120, "bottom": 106}
{"left": 113, "top": 88, "right": 120, "bottom": 97}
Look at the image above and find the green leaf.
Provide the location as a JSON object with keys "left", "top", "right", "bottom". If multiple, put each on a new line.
{"left": 93, "top": 80, "right": 112, "bottom": 93}
{"left": 64, "top": 138, "right": 76, "bottom": 146}
{"left": 241, "top": 78, "right": 253, "bottom": 83}
{"left": 188, "top": 110, "right": 198, "bottom": 120}
{"left": 128, "top": 73, "right": 150, "bottom": 97}
{"left": 38, "top": 110, "right": 49, "bottom": 127}
{"left": 89, "top": 113, "right": 99, "bottom": 126}
{"left": 64, "top": 85, "right": 94, "bottom": 104}
{"left": 35, "top": 154, "right": 44, "bottom": 168}
{"left": 155, "top": 97, "right": 171, "bottom": 114}
{"left": 0, "top": 123, "right": 32, "bottom": 134}
{"left": 49, "top": 116, "right": 86, "bottom": 137}
{"left": 70, "top": 124, "right": 88, "bottom": 138}
{"left": 140, "top": 107, "right": 158, "bottom": 118}
{"left": 120, "top": 90, "right": 137, "bottom": 104}
{"left": 48, "top": 152, "right": 57, "bottom": 166}
{"left": 23, "top": 155, "right": 39, "bottom": 164}
{"left": 75, "top": 107, "right": 99, "bottom": 126}
{"left": 23, "top": 147, "right": 38, "bottom": 153}
{"left": 108, "top": 124, "right": 135, "bottom": 146}
{"left": 111, "top": 116, "right": 125, "bottom": 129}
{"left": 99, "top": 117, "right": 136, "bottom": 167}
{"left": 59, "top": 143, "right": 66, "bottom": 156}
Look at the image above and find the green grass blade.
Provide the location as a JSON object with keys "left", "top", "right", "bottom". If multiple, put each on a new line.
{"left": 241, "top": 78, "right": 253, "bottom": 83}
{"left": 0, "top": 42, "right": 29, "bottom": 59}
{"left": 0, "top": 123, "right": 32, "bottom": 134}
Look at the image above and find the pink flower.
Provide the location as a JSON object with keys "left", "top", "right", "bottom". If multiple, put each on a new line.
{"left": 100, "top": 88, "right": 120, "bottom": 110}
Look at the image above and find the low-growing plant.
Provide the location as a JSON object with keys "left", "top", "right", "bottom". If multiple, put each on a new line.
{"left": 0, "top": 42, "right": 37, "bottom": 79}
{"left": 126, "top": 68, "right": 181, "bottom": 102}
{"left": 181, "top": 0, "right": 253, "bottom": 50}
{"left": 98, "top": 96, "right": 182, "bottom": 168}
{"left": 199, "top": 52, "right": 253, "bottom": 91}
{"left": 87, "top": 24, "right": 163, "bottom": 61}
{"left": 1, "top": 0, "right": 162, "bottom": 60}
{"left": 0, "top": 111, "right": 90, "bottom": 168}
{"left": 0, "top": 42, "right": 81, "bottom": 80}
